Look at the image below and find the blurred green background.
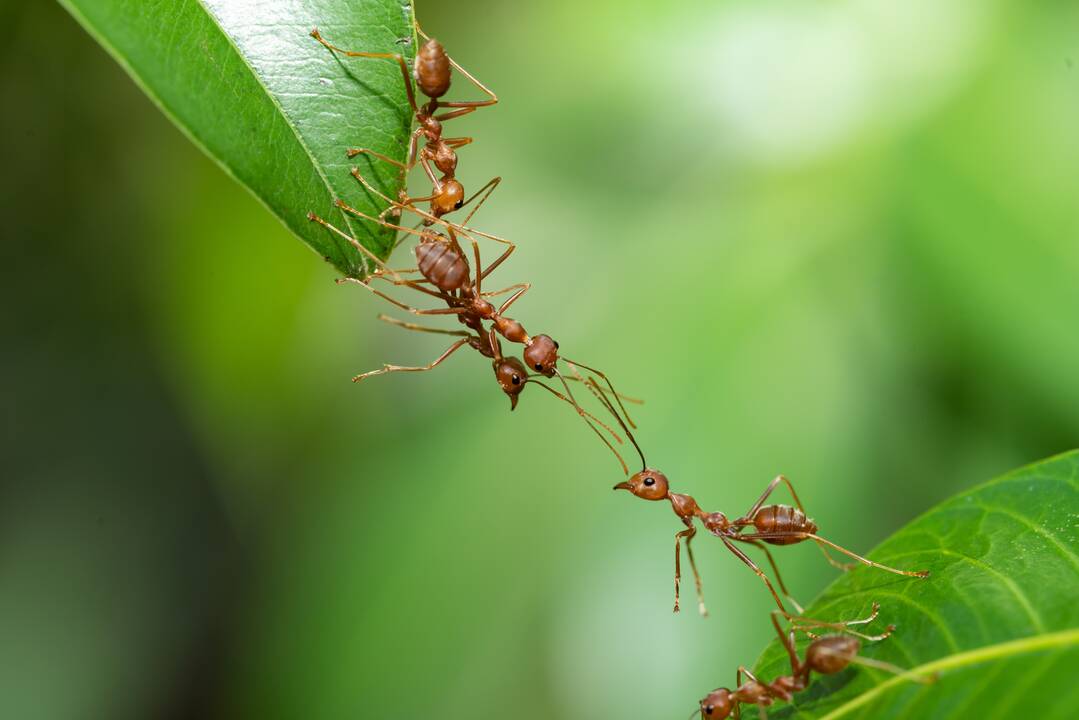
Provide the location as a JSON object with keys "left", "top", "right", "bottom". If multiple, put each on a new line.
{"left": 4, "top": 0, "right": 1078, "bottom": 718}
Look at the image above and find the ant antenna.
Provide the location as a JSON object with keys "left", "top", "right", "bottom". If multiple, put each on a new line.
{"left": 528, "top": 378, "right": 629, "bottom": 474}
{"left": 688, "top": 710, "right": 702, "bottom": 720}
{"left": 563, "top": 356, "right": 639, "bottom": 429}
{"left": 586, "top": 376, "right": 647, "bottom": 471}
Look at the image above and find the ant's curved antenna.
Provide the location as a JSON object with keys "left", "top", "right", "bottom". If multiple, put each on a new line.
{"left": 527, "top": 378, "right": 628, "bottom": 475}
{"left": 585, "top": 374, "right": 646, "bottom": 472}
{"left": 562, "top": 355, "right": 640, "bottom": 429}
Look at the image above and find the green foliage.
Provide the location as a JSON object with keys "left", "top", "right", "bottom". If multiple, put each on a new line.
{"left": 58, "top": 0, "right": 416, "bottom": 277}
{"left": 742, "top": 452, "right": 1079, "bottom": 718}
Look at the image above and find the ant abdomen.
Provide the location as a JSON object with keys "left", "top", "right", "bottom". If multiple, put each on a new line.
{"left": 805, "top": 635, "right": 860, "bottom": 674}
{"left": 415, "top": 238, "right": 469, "bottom": 292}
{"left": 753, "top": 504, "right": 818, "bottom": 542}
{"left": 415, "top": 38, "right": 451, "bottom": 98}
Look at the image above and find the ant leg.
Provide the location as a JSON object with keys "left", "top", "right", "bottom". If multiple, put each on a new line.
{"left": 310, "top": 29, "right": 418, "bottom": 114}
{"left": 808, "top": 535, "right": 930, "bottom": 578}
{"left": 844, "top": 654, "right": 938, "bottom": 684}
{"left": 346, "top": 146, "right": 409, "bottom": 171}
{"left": 376, "top": 314, "right": 471, "bottom": 337}
{"left": 720, "top": 538, "right": 792, "bottom": 617}
{"left": 685, "top": 527, "right": 708, "bottom": 616}
{"left": 673, "top": 525, "right": 691, "bottom": 613}
{"left": 770, "top": 611, "right": 803, "bottom": 676}
{"left": 337, "top": 278, "right": 464, "bottom": 317}
{"left": 790, "top": 604, "right": 895, "bottom": 642}
{"left": 735, "top": 475, "right": 805, "bottom": 526}
{"left": 308, "top": 211, "right": 401, "bottom": 280}
{"left": 818, "top": 544, "right": 859, "bottom": 571}
{"left": 742, "top": 539, "right": 803, "bottom": 614}
{"left": 443, "top": 136, "right": 474, "bottom": 149}
{"left": 352, "top": 339, "right": 467, "bottom": 382}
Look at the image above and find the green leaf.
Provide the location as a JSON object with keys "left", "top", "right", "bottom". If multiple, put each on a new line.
{"left": 58, "top": 0, "right": 417, "bottom": 278}
{"left": 738, "top": 451, "right": 1079, "bottom": 719}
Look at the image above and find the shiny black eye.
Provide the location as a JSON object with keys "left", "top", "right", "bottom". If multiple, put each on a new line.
{"left": 705, "top": 707, "right": 713, "bottom": 716}
{"left": 534, "top": 363, "right": 543, "bottom": 371}
{"left": 644, "top": 477, "right": 655, "bottom": 486}
{"left": 511, "top": 375, "right": 521, "bottom": 385}
{"left": 454, "top": 200, "right": 463, "bottom": 209}
{"left": 553, "top": 340, "right": 559, "bottom": 348}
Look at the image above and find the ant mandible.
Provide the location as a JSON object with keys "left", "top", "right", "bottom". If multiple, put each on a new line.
{"left": 696, "top": 607, "right": 935, "bottom": 719}
{"left": 589, "top": 386, "right": 929, "bottom": 617}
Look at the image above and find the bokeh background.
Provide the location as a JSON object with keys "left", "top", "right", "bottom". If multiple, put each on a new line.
{"left": 4, "top": 0, "right": 1079, "bottom": 718}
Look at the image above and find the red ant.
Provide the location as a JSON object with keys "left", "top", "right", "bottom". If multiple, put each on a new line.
{"left": 310, "top": 20, "right": 500, "bottom": 227}
{"left": 696, "top": 607, "right": 935, "bottom": 719}
{"left": 585, "top": 386, "right": 929, "bottom": 617}
{"left": 306, "top": 205, "right": 641, "bottom": 472}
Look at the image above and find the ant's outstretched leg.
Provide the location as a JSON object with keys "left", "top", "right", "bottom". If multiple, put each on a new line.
{"left": 337, "top": 278, "right": 465, "bottom": 317}
{"left": 737, "top": 475, "right": 808, "bottom": 525}
{"left": 684, "top": 528, "right": 708, "bottom": 616}
{"left": 788, "top": 604, "right": 895, "bottom": 642}
{"left": 352, "top": 338, "right": 467, "bottom": 382}
{"left": 809, "top": 535, "right": 930, "bottom": 578}
{"left": 310, "top": 29, "right": 418, "bottom": 114}
{"left": 741, "top": 539, "right": 803, "bottom": 614}
{"left": 721, "top": 538, "right": 792, "bottom": 618}
{"left": 346, "top": 146, "right": 410, "bottom": 171}
{"left": 307, "top": 211, "right": 401, "bottom": 281}
{"left": 673, "top": 525, "right": 692, "bottom": 613}
{"left": 376, "top": 314, "right": 471, "bottom": 337}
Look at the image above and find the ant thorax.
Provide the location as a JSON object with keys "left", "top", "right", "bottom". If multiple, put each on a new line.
{"left": 702, "top": 511, "right": 730, "bottom": 534}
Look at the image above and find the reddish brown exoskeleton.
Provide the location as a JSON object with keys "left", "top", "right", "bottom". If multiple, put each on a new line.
{"left": 695, "top": 608, "right": 934, "bottom": 719}
{"left": 311, "top": 20, "right": 500, "bottom": 228}
{"left": 588, "top": 387, "right": 929, "bottom": 616}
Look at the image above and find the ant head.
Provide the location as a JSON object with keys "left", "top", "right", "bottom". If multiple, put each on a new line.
{"left": 613, "top": 468, "right": 669, "bottom": 500}
{"left": 699, "top": 689, "right": 733, "bottom": 719}
{"left": 430, "top": 178, "right": 465, "bottom": 216}
{"left": 805, "top": 636, "right": 860, "bottom": 675}
{"left": 493, "top": 357, "right": 529, "bottom": 410}
{"left": 523, "top": 335, "right": 559, "bottom": 376}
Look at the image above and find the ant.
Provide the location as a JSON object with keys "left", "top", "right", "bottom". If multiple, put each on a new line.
{"left": 695, "top": 607, "right": 935, "bottom": 719}
{"left": 305, "top": 206, "right": 641, "bottom": 472}
{"left": 587, "top": 386, "right": 929, "bottom": 617}
{"left": 311, "top": 20, "right": 500, "bottom": 227}
{"left": 343, "top": 168, "right": 641, "bottom": 431}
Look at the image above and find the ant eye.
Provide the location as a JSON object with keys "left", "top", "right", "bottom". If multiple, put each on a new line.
{"left": 553, "top": 340, "right": 559, "bottom": 348}
{"left": 705, "top": 707, "right": 713, "bottom": 715}
{"left": 644, "top": 477, "right": 655, "bottom": 486}
{"left": 511, "top": 375, "right": 521, "bottom": 385}
{"left": 534, "top": 363, "right": 543, "bottom": 371}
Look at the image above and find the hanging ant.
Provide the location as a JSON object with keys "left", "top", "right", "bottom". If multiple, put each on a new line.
{"left": 341, "top": 169, "right": 642, "bottom": 431}
{"left": 695, "top": 607, "right": 935, "bottom": 719}
{"left": 310, "top": 21, "right": 500, "bottom": 226}
{"left": 306, "top": 205, "right": 640, "bottom": 472}
{"left": 586, "top": 386, "right": 929, "bottom": 617}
